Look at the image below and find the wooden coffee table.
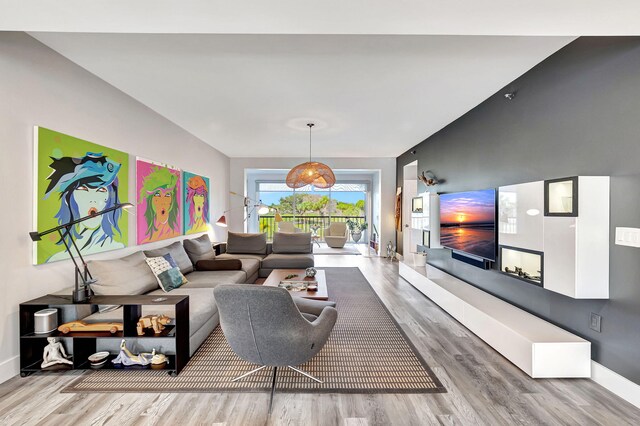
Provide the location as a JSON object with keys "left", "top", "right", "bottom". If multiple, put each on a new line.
{"left": 262, "top": 269, "right": 328, "bottom": 300}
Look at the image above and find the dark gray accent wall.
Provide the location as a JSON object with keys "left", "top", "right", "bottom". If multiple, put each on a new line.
{"left": 396, "top": 37, "right": 640, "bottom": 384}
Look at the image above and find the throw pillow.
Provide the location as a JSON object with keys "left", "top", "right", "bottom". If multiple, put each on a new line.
{"left": 144, "top": 241, "right": 194, "bottom": 275}
{"left": 196, "top": 259, "right": 242, "bottom": 271}
{"left": 183, "top": 234, "right": 216, "bottom": 264}
{"left": 145, "top": 254, "right": 189, "bottom": 292}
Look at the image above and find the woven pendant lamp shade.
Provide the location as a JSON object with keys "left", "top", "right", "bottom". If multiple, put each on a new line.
{"left": 286, "top": 122, "right": 336, "bottom": 189}
{"left": 286, "top": 161, "right": 336, "bottom": 189}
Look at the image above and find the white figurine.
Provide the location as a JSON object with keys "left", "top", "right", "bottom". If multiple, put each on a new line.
{"left": 112, "top": 339, "right": 150, "bottom": 366}
{"left": 41, "top": 337, "right": 73, "bottom": 368}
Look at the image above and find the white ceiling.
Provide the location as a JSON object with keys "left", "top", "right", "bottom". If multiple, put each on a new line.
{"left": 5, "top": 1, "right": 640, "bottom": 35}
{"left": 32, "top": 33, "right": 573, "bottom": 158}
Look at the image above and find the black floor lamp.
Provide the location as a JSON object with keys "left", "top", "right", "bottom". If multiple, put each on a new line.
{"left": 29, "top": 202, "right": 133, "bottom": 303}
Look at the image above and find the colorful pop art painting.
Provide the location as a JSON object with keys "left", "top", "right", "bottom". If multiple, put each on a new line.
{"left": 136, "top": 158, "right": 182, "bottom": 244}
{"left": 33, "top": 127, "right": 129, "bottom": 264}
{"left": 183, "top": 172, "right": 210, "bottom": 235}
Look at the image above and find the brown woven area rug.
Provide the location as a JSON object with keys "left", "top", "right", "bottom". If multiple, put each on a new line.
{"left": 63, "top": 267, "right": 446, "bottom": 394}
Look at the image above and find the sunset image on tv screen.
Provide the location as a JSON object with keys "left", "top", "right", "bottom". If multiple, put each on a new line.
{"left": 440, "top": 189, "right": 496, "bottom": 260}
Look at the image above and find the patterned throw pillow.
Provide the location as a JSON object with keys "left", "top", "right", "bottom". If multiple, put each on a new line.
{"left": 145, "top": 254, "right": 188, "bottom": 292}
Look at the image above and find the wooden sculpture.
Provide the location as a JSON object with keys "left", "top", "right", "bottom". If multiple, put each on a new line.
{"left": 136, "top": 314, "right": 171, "bottom": 335}
{"left": 58, "top": 320, "right": 123, "bottom": 334}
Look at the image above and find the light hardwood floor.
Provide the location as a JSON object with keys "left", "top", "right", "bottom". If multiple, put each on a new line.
{"left": 2, "top": 253, "right": 639, "bottom": 426}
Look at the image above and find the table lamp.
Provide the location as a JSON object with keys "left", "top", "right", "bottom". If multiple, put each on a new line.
{"left": 30, "top": 202, "right": 133, "bottom": 303}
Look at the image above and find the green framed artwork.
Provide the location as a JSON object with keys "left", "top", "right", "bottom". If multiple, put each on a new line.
{"left": 33, "top": 127, "right": 129, "bottom": 265}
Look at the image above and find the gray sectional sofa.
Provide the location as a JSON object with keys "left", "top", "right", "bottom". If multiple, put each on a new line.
{"left": 218, "top": 231, "right": 315, "bottom": 277}
{"left": 73, "top": 231, "right": 315, "bottom": 357}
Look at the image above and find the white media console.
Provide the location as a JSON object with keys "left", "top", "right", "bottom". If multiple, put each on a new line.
{"left": 399, "top": 261, "right": 591, "bottom": 378}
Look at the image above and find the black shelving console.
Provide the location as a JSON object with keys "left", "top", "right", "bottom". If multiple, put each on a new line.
{"left": 20, "top": 294, "right": 189, "bottom": 377}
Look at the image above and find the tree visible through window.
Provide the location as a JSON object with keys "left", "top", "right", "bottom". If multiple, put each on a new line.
{"left": 256, "top": 183, "right": 368, "bottom": 240}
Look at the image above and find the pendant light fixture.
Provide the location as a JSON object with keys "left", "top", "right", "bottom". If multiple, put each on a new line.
{"left": 286, "top": 123, "right": 336, "bottom": 189}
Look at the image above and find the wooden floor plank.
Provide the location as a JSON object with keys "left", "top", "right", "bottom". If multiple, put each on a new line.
{"left": 1, "top": 254, "right": 639, "bottom": 425}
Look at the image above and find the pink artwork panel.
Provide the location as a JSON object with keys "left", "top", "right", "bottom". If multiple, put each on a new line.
{"left": 136, "top": 158, "right": 182, "bottom": 244}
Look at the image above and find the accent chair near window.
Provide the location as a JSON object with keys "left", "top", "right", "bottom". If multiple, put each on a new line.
{"left": 324, "top": 222, "right": 349, "bottom": 248}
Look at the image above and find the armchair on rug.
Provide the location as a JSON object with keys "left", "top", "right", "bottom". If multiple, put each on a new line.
{"left": 213, "top": 284, "right": 337, "bottom": 413}
{"left": 277, "top": 222, "right": 301, "bottom": 233}
{"left": 324, "top": 222, "right": 349, "bottom": 248}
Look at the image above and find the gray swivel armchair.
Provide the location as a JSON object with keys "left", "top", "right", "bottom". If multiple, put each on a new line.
{"left": 213, "top": 284, "right": 338, "bottom": 413}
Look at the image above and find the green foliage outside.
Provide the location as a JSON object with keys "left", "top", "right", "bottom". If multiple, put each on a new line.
{"left": 269, "top": 194, "right": 364, "bottom": 217}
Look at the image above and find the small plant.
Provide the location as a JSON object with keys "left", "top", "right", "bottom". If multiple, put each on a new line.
{"left": 346, "top": 219, "right": 368, "bottom": 232}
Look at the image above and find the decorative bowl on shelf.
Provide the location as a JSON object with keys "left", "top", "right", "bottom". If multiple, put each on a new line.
{"left": 90, "top": 359, "right": 109, "bottom": 369}
{"left": 88, "top": 351, "right": 110, "bottom": 369}
{"left": 88, "top": 351, "right": 110, "bottom": 364}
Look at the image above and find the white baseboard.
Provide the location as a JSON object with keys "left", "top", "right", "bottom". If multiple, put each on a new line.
{"left": 592, "top": 361, "right": 640, "bottom": 409}
{"left": 0, "top": 356, "right": 19, "bottom": 384}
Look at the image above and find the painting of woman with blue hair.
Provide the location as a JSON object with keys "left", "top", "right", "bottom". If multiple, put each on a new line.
{"left": 34, "top": 127, "right": 129, "bottom": 264}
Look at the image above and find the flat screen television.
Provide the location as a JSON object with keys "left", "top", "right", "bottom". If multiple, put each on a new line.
{"left": 440, "top": 188, "right": 497, "bottom": 261}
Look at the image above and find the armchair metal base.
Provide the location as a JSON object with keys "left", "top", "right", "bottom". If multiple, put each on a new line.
{"left": 231, "top": 365, "right": 322, "bottom": 414}
{"left": 231, "top": 365, "right": 266, "bottom": 382}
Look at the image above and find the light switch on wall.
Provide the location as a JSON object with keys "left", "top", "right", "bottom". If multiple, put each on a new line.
{"left": 615, "top": 227, "right": 640, "bottom": 248}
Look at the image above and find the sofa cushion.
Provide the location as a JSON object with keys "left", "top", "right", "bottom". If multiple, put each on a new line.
{"left": 147, "top": 288, "right": 216, "bottom": 334}
{"left": 183, "top": 234, "right": 216, "bottom": 264}
{"left": 89, "top": 251, "right": 158, "bottom": 296}
{"left": 272, "top": 232, "right": 312, "bottom": 254}
{"left": 226, "top": 232, "right": 267, "bottom": 255}
{"left": 217, "top": 252, "right": 266, "bottom": 262}
{"left": 144, "top": 241, "right": 194, "bottom": 275}
{"left": 182, "top": 270, "right": 248, "bottom": 288}
{"left": 239, "top": 258, "right": 260, "bottom": 280}
{"left": 261, "top": 253, "right": 314, "bottom": 270}
{"left": 196, "top": 259, "right": 242, "bottom": 271}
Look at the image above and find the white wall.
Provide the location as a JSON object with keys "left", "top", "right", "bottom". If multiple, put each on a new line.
{"left": 0, "top": 33, "right": 230, "bottom": 382}
{"left": 229, "top": 157, "right": 396, "bottom": 251}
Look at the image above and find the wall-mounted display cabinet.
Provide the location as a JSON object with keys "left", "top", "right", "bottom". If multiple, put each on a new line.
{"left": 498, "top": 176, "right": 610, "bottom": 299}
{"left": 545, "top": 176, "right": 578, "bottom": 216}
{"left": 499, "top": 181, "right": 544, "bottom": 251}
{"left": 499, "top": 246, "right": 543, "bottom": 287}
{"left": 411, "top": 192, "right": 440, "bottom": 250}
{"left": 543, "top": 176, "right": 609, "bottom": 299}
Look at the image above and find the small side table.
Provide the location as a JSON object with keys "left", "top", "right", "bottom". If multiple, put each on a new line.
{"left": 310, "top": 226, "right": 321, "bottom": 248}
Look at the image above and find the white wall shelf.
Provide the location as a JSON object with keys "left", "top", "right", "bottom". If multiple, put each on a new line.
{"left": 399, "top": 262, "right": 591, "bottom": 378}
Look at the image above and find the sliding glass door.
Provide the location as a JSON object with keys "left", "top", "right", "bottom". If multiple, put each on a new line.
{"left": 255, "top": 182, "right": 369, "bottom": 242}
